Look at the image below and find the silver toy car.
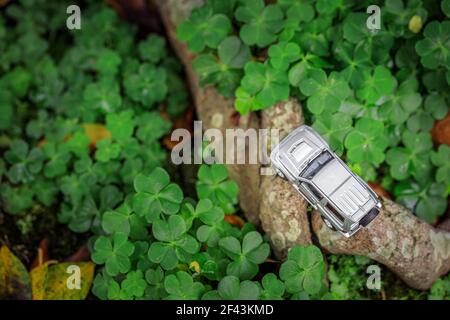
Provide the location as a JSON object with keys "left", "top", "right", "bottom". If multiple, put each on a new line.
{"left": 270, "top": 125, "right": 381, "bottom": 237}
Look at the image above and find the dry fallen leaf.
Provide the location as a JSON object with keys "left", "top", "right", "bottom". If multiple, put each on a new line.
{"left": 83, "top": 123, "right": 112, "bottom": 147}
{"left": 0, "top": 245, "right": 32, "bottom": 300}
{"left": 431, "top": 112, "right": 450, "bottom": 146}
{"left": 30, "top": 261, "right": 95, "bottom": 300}
{"left": 224, "top": 215, "right": 246, "bottom": 228}
{"left": 368, "top": 182, "right": 391, "bottom": 199}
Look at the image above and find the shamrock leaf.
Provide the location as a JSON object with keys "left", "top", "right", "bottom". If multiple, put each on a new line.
{"left": 203, "top": 275, "right": 260, "bottom": 300}
{"left": 344, "top": 118, "right": 388, "bottom": 166}
{"left": 4, "top": 139, "right": 43, "bottom": 184}
{"left": 59, "top": 174, "right": 90, "bottom": 207}
{"left": 138, "top": 34, "right": 166, "bottom": 63}
{"left": 386, "top": 130, "right": 433, "bottom": 181}
{"left": 260, "top": 273, "right": 285, "bottom": 300}
{"left": 176, "top": 5, "right": 231, "bottom": 52}
{"left": 5, "top": 66, "right": 31, "bottom": 98}
{"left": 268, "top": 41, "right": 301, "bottom": 71}
{"left": 234, "top": 87, "right": 264, "bottom": 115}
{"left": 240, "top": 61, "right": 290, "bottom": 109}
{"left": 144, "top": 266, "right": 167, "bottom": 299}
{"left": 219, "top": 231, "right": 270, "bottom": 280}
{"left": 136, "top": 111, "right": 171, "bottom": 142}
{"left": 132, "top": 167, "right": 183, "bottom": 222}
{"left": 197, "top": 220, "right": 232, "bottom": 248}
{"left": 431, "top": 145, "right": 450, "bottom": 186}
{"left": 123, "top": 63, "right": 167, "bottom": 107}
{"left": 193, "top": 36, "right": 250, "bottom": 97}
{"left": 424, "top": 93, "right": 448, "bottom": 120}
{"left": 65, "top": 131, "right": 90, "bottom": 158}
{"left": 312, "top": 111, "right": 352, "bottom": 155}
{"left": 334, "top": 42, "right": 372, "bottom": 87}
{"left": 148, "top": 216, "right": 199, "bottom": 270}
{"left": 235, "top": 0, "right": 284, "bottom": 47}
{"left": 279, "top": 245, "right": 325, "bottom": 295}
{"left": 379, "top": 78, "right": 423, "bottom": 125}
{"left": 196, "top": 164, "right": 239, "bottom": 214}
{"left": 164, "top": 271, "right": 205, "bottom": 300}
{"left": 395, "top": 181, "right": 447, "bottom": 224}
{"left": 102, "top": 202, "right": 148, "bottom": 239}
{"left": 95, "top": 139, "right": 121, "bottom": 163}
{"left": 92, "top": 233, "right": 135, "bottom": 276}
{"left": 182, "top": 199, "right": 224, "bottom": 228}
{"left": 105, "top": 110, "right": 135, "bottom": 143}
{"left": 299, "top": 69, "right": 351, "bottom": 114}
{"left": 83, "top": 77, "right": 122, "bottom": 113}
{"left": 121, "top": 270, "right": 148, "bottom": 299}
{"left": 94, "top": 49, "right": 122, "bottom": 76}
{"left": 0, "top": 184, "right": 34, "bottom": 215}
{"left": 288, "top": 53, "right": 332, "bottom": 86}
{"left": 355, "top": 66, "right": 395, "bottom": 104}
{"left": 415, "top": 21, "right": 450, "bottom": 69}
{"left": 42, "top": 142, "right": 71, "bottom": 178}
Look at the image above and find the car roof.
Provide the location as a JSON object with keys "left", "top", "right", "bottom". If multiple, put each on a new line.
{"left": 272, "top": 126, "right": 329, "bottom": 180}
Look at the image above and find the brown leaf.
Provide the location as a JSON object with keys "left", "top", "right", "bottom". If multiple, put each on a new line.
{"left": 65, "top": 244, "right": 90, "bottom": 263}
{"left": 224, "top": 215, "right": 246, "bottom": 228}
{"left": 431, "top": 112, "right": 450, "bottom": 146}
{"left": 30, "top": 238, "right": 49, "bottom": 270}
{"left": 0, "top": 245, "right": 32, "bottom": 299}
{"left": 82, "top": 123, "right": 112, "bottom": 147}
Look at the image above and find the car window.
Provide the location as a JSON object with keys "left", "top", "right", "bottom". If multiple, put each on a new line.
{"left": 300, "top": 151, "right": 333, "bottom": 179}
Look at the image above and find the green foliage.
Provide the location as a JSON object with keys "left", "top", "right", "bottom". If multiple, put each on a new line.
{"left": 279, "top": 245, "right": 326, "bottom": 295}
{"left": 178, "top": 0, "right": 450, "bottom": 223}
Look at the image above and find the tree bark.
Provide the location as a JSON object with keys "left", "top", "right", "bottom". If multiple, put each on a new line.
{"left": 312, "top": 198, "right": 450, "bottom": 290}
{"left": 152, "top": 0, "right": 450, "bottom": 289}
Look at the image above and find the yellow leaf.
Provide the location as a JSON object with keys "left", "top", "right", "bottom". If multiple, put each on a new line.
{"left": 82, "top": 123, "right": 111, "bottom": 145}
{"left": 0, "top": 245, "right": 32, "bottom": 299}
{"left": 31, "top": 262, "right": 95, "bottom": 300}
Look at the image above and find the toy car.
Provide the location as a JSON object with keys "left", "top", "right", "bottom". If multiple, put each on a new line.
{"left": 270, "top": 125, "right": 381, "bottom": 237}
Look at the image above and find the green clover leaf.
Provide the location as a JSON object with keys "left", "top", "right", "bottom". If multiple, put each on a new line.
{"left": 268, "top": 41, "right": 301, "bottom": 71}
{"left": 92, "top": 232, "right": 135, "bottom": 276}
{"left": 193, "top": 36, "right": 250, "bottom": 97}
{"left": 176, "top": 5, "right": 232, "bottom": 52}
{"left": 240, "top": 61, "right": 290, "bottom": 109}
{"left": 123, "top": 63, "right": 167, "bottom": 107}
{"left": 395, "top": 181, "right": 447, "bottom": 224}
{"left": 260, "top": 273, "right": 285, "bottom": 300}
{"left": 42, "top": 142, "right": 71, "bottom": 178}
{"left": 386, "top": 130, "right": 433, "bottom": 181}
{"left": 83, "top": 77, "right": 122, "bottom": 113}
{"left": 312, "top": 111, "right": 352, "bottom": 156}
{"left": 344, "top": 118, "right": 388, "bottom": 166}
{"left": 431, "top": 145, "right": 450, "bottom": 186}
{"left": 148, "top": 215, "right": 200, "bottom": 270}
{"left": 299, "top": 69, "right": 351, "bottom": 114}
{"left": 5, "top": 66, "right": 31, "bottom": 98}
{"left": 138, "top": 34, "right": 166, "bottom": 63}
{"left": 415, "top": 21, "right": 450, "bottom": 69}
{"left": 379, "top": 78, "right": 423, "bottom": 125}
{"left": 65, "top": 131, "right": 90, "bottom": 158}
{"left": 196, "top": 164, "right": 239, "bottom": 214}
{"left": 0, "top": 184, "right": 34, "bottom": 215}
{"left": 203, "top": 275, "right": 260, "bottom": 300}
{"left": 164, "top": 271, "right": 205, "bottom": 300}
{"left": 121, "top": 270, "right": 148, "bottom": 299}
{"left": 144, "top": 266, "right": 167, "bottom": 299}
{"left": 279, "top": 245, "right": 325, "bottom": 295}
{"left": 219, "top": 231, "right": 270, "bottom": 280}
{"left": 95, "top": 49, "right": 122, "bottom": 76}
{"left": 424, "top": 93, "right": 448, "bottom": 120}
{"left": 4, "top": 139, "right": 43, "bottom": 184}
{"left": 234, "top": 87, "right": 264, "bottom": 115}
{"left": 132, "top": 167, "right": 183, "bottom": 222}
{"left": 235, "top": 0, "right": 284, "bottom": 48}
{"left": 182, "top": 199, "right": 224, "bottom": 228}
{"left": 95, "top": 139, "right": 121, "bottom": 163}
{"left": 355, "top": 66, "right": 395, "bottom": 104}
{"left": 102, "top": 202, "right": 148, "bottom": 240}
{"left": 106, "top": 110, "right": 135, "bottom": 142}
{"left": 136, "top": 111, "right": 171, "bottom": 142}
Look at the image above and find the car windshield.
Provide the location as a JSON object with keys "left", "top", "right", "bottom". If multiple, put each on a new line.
{"left": 300, "top": 151, "right": 333, "bottom": 180}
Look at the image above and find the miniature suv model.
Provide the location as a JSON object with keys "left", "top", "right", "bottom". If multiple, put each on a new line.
{"left": 270, "top": 125, "right": 381, "bottom": 237}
